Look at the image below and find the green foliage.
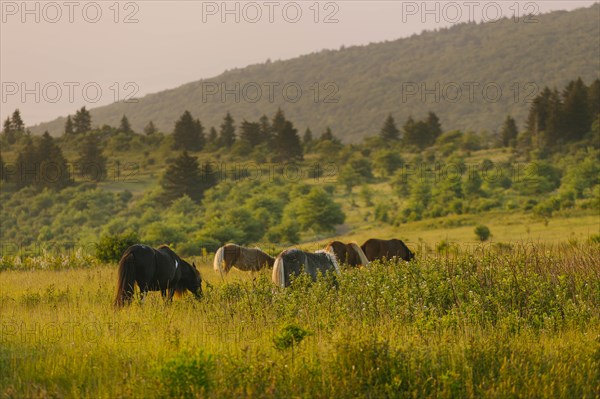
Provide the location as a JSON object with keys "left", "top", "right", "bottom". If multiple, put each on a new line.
{"left": 160, "top": 152, "right": 214, "bottom": 204}
{"left": 157, "top": 350, "right": 214, "bottom": 398}
{"left": 77, "top": 133, "right": 107, "bottom": 181}
{"left": 284, "top": 186, "right": 345, "bottom": 234}
{"left": 273, "top": 324, "right": 311, "bottom": 351}
{"left": 380, "top": 114, "right": 400, "bottom": 141}
{"left": 172, "top": 110, "right": 205, "bottom": 151}
{"left": 474, "top": 224, "right": 491, "bottom": 241}
{"left": 95, "top": 231, "right": 140, "bottom": 262}
{"left": 72, "top": 106, "right": 91, "bottom": 134}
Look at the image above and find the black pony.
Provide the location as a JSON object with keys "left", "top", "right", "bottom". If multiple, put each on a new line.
{"left": 114, "top": 244, "right": 202, "bottom": 307}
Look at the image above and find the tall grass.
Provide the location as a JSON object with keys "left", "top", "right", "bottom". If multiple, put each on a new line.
{"left": 0, "top": 243, "right": 598, "bottom": 398}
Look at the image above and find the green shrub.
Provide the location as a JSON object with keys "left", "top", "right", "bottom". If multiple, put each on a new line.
{"left": 474, "top": 225, "right": 491, "bottom": 242}
{"left": 157, "top": 350, "right": 214, "bottom": 398}
{"left": 95, "top": 231, "right": 139, "bottom": 262}
{"left": 273, "top": 324, "right": 311, "bottom": 351}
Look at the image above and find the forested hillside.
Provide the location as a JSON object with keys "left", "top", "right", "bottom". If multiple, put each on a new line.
{"left": 30, "top": 5, "right": 599, "bottom": 142}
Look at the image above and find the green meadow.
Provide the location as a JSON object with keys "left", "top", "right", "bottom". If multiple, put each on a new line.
{"left": 1, "top": 239, "right": 599, "bottom": 398}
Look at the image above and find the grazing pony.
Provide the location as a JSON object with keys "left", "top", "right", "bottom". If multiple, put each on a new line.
{"left": 325, "top": 241, "right": 369, "bottom": 267}
{"left": 213, "top": 243, "right": 275, "bottom": 276}
{"left": 272, "top": 248, "right": 340, "bottom": 288}
{"left": 360, "top": 238, "right": 414, "bottom": 262}
{"left": 114, "top": 244, "right": 202, "bottom": 307}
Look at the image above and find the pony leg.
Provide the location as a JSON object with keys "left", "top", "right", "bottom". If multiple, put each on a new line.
{"left": 140, "top": 290, "right": 147, "bottom": 304}
{"left": 167, "top": 287, "right": 176, "bottom": 302}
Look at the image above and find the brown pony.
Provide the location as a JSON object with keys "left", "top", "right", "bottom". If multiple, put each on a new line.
{"left": 114, "top": 244, "right": 202, "bottom": 307}
{"left": 325, "top": 241, "right": 369, "bottom": 267}
{"left": 360, "top": 238, "right": 414, "bottom": 262}
{"left": 213, "top": 243, "right": 275, "bottom": 276}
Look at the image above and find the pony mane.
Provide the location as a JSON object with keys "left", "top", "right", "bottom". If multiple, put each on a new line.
{"left": 316, "top": 249, "right": 340, "bottom": 275}
{"left": 349, "top": 242, "right": 369, "bottom": 266}
{"left": 272, "top": 253, "right": 286, "bottom": 288}
{"left": 213, "top": 246, "right": 225, "bottom": 275}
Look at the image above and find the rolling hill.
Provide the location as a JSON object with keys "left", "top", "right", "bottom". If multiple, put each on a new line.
{"left": 31, "top": 5, "right": 600, "bottom": 142}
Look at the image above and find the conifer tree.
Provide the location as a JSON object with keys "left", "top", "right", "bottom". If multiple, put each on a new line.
{"left": 562, "top": 78, "right": 590, "bottom": 141}
{"left": 143, "top": 121, "right": 157, "bottom": 135}
{"left": 208, "top": 127, "right": 218, "bottom": 144}
{"left": 271, "top": 109, "right": 302, "bottom": 161}
{"left": 73, "top": 107, "right": 92, "bottom": 134}
{"left": 14, "top": 137, "right": 38, "bottom": 189}
{"left": 172, "top": 110, "right": 205, "bottom": 151}
{"left": 77, "top": 134, "right": 107, "bottom": 181}
{"left": 219, "top": 112, "right": 236, "bottom": 148}
{"left": 11, "top": 109, "right": 24, "bottom": 132}
{"left": 64, "top": 115, "right": 74, "bottom": 136}
{"left": 259, "top": 114, "right": 272, "bottom": 144}
{"left": 239, "top": 120, "right": 261, "bottom": 146}
{"left": 426, "top": 112, "right": 442, "bottom": 144}
{"left": 37, "top": 131, "right": 70, "bottom": 189}
{"left": 119, "top": 115, "right": 133, "bottom": 134}
{"left": 380, "top": 114, "right": 400, "bottom": 141}
{"left": 0, "top": 151, "right": 5, "bottom": 183}
{"left": 160, "top": 151, "right": 210, "bottom": 204}
{"left": 3, "top": 117, "right": 15, "bottom": 144}
{"left": 500, "top": 115, "right": 518, "bottom": 147}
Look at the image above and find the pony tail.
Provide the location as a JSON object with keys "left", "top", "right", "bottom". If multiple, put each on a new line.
{"left": 350, "top": 242, "right": 370, "bottom": 266}
{"left": 213, "top": 246, "right": 225, "bottom": 275}
{"left": 114, "top": 251, "right": 136, "bottom": 307}
{"left": 272, "top": 255, "right": 285, "bottom": 288}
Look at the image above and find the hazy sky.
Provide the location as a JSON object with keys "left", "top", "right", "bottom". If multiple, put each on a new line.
{"left": 1, "top": 1, "right": 596, "bottom": 126}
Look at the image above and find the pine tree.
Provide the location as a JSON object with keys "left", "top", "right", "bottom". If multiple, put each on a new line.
{"left": 562, "top": 78, "right": 591, "bottom": 141}
{"left": 321, "top": 127, "right": 334, "bottom": 141}
{"left": 380, "top": 114, "right": 400, "bottom": 141}
{"left": 78, "top": 134, "right": 107, "bottom": 181}
{"left": 500, "top": 115, "right": 518, "bottom": 147}
{"left": 588, "top": 79, "right": 600, "bottom": 120}
{"left": 3, "top": 117, "right": 15, "bottom": 144}
{"left": 0, "top": 152, "right": 4, "bottom": 183}
{"left": 143, "top": 121, "right": 157, "bottom": 135}
{"left": 37, "top": 131, "right": 70, "bottom": 189}
{"left": 73, "top": 107, "right": 92, "bottom": 134}
{"left": 119, "top": 115, "right": 133, "bottom": 134}
{"left": 11, "top": 109, "right": 24, "bottom": 132}
{"left": 259, "top": 114, "right": 272, "bottom": 144}
{"left": 302, "top": 127, "right": 312, "bottom": 147}
{"left": 544, "top": 89, "right": 563, "bottom": 146}
{"left": 426, "top": 112, "right": 442, "bottom": 144}
{"left": 208, "top": 127, "right": 218, "bottom": 144}
{"left": 527, "top": 86, "right": 552, "bottom": 138}
{"left": 239, "top": 120, "right": 261, "bottom": 146}
{"left": 64, "top": 115, "right": 74, "bottom": 136}
{"left": 14, "top": 137, "right": 38, "bottom": 189}
{"left": 160, "top": 151, "right": 208, "bottom": 204}
{"left": 172, "top": 110, "right": 205, "bottom": 151}
{"left": 271, "top": 109, "right": 303, "bottom": 161}
{"left": 219, "top": 112, "right": 236, "bottom": 148}
{"left": 403, "top": 116, "right": 431, "bottom": 149}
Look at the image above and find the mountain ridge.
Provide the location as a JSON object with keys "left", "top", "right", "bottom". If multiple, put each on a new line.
{"left": 30, "top": 5, "right": 600, "bottom": 142}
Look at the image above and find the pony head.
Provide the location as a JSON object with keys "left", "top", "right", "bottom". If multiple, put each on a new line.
{"left": 177, "top": 258, "right": 203, "bottom": 299}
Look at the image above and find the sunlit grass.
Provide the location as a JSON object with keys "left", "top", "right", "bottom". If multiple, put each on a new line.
{"left": 1, "top": 242, "right": 598, "bottom": 398}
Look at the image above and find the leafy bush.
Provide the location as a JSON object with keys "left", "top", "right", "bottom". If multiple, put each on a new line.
{"left": 95, "top": 231, "right": 139, "bottom": 262}
{"left": 273, "top": 324, "right": 311, "bottom": 351}
{"left": 474, "top": 225, "right": 491, "bottom": 242}
{"left": 157, "top": 350, "right": 214, "bottom": 398}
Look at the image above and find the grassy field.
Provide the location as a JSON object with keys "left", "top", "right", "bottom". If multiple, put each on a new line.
{"left": 1, "top": 242, "right": 598, "bottom": 398}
